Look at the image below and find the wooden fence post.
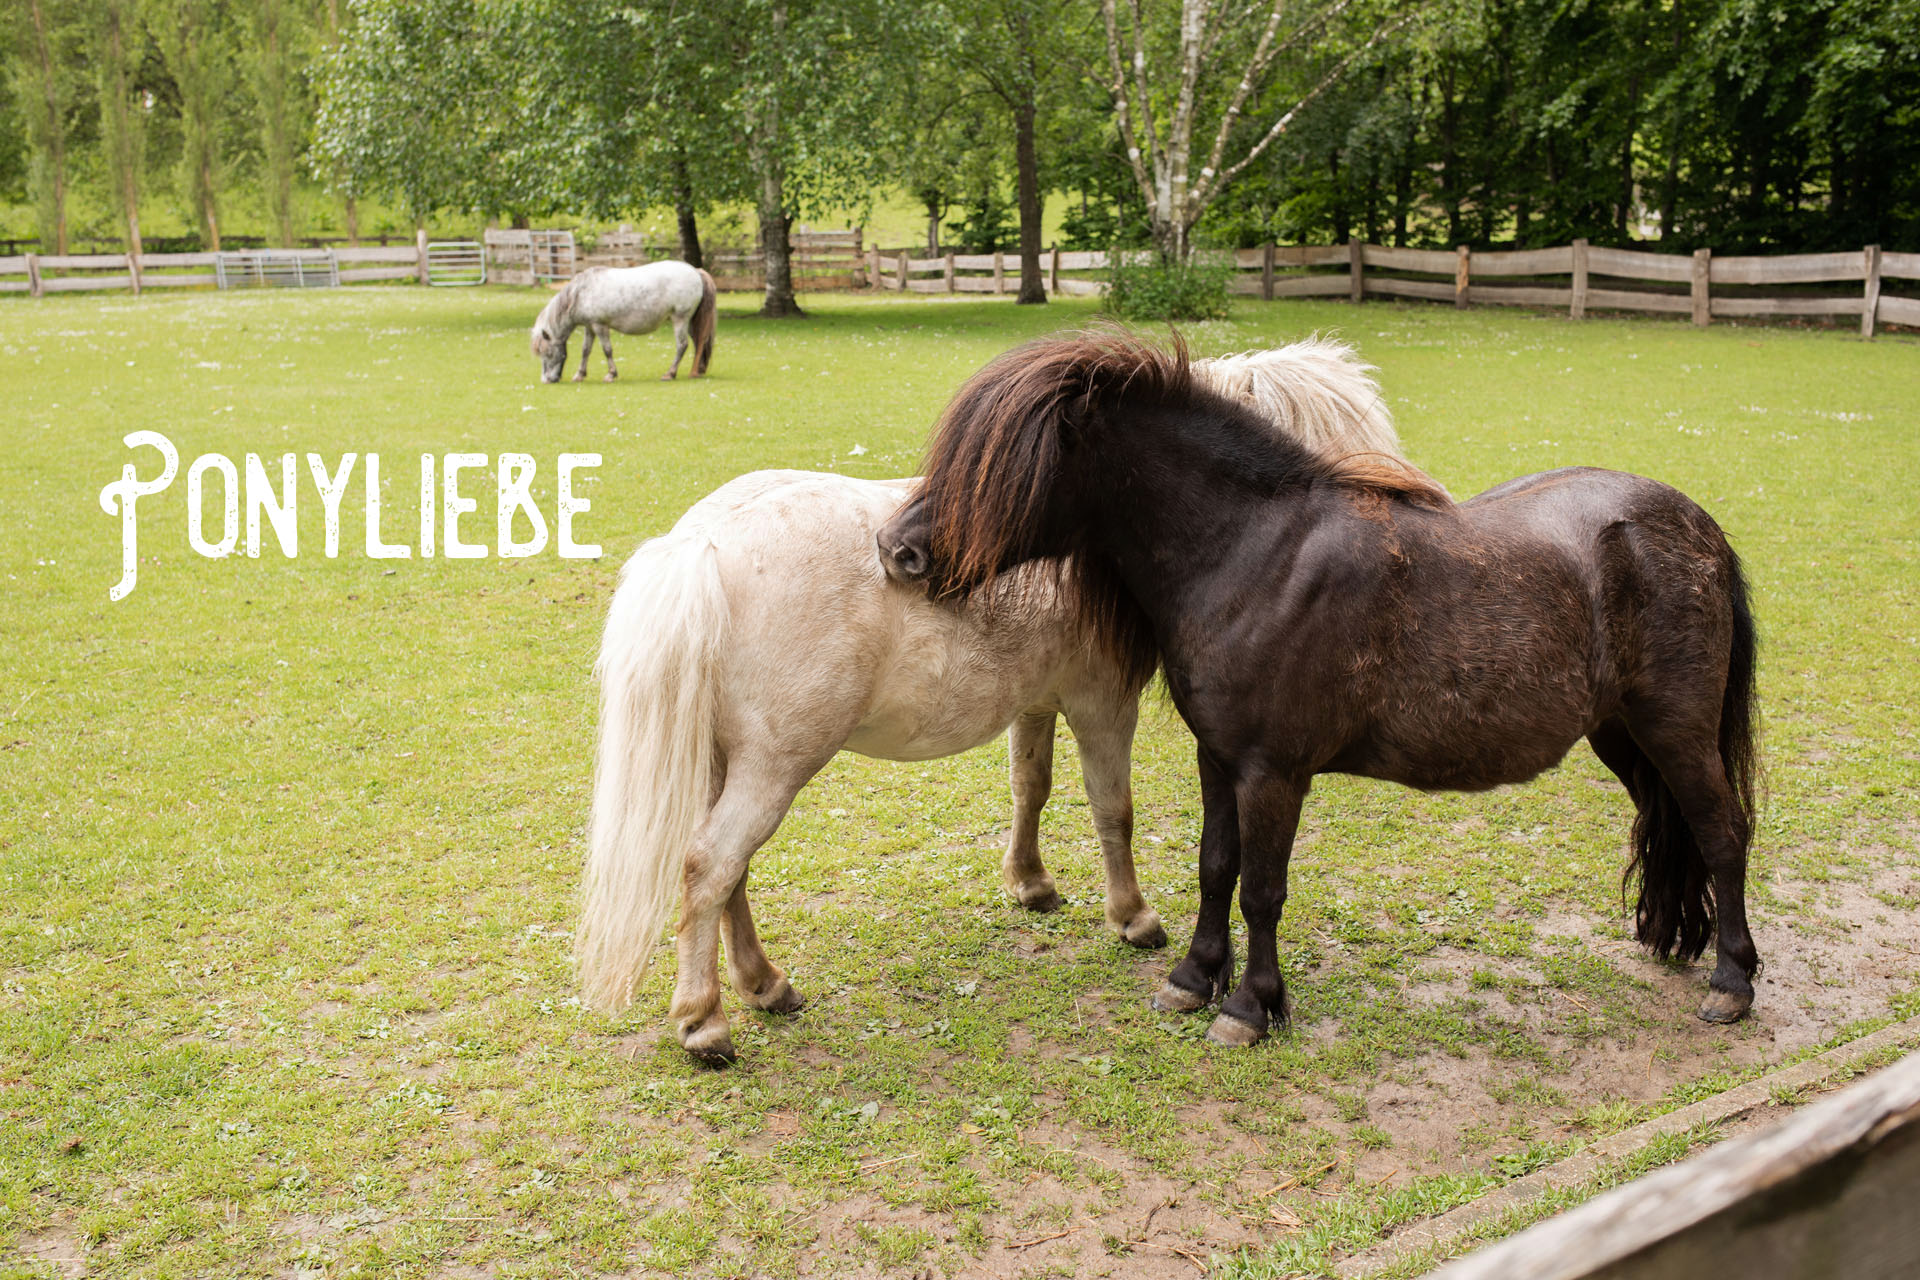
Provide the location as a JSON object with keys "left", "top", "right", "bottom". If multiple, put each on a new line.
{"left": 416, "top": 229, "right": 430, "bottom": 285}
{"left": 1861, "top": 244, "right": 1882, "bottom": 339}
{"left": 1262, "top": 242, "right": 1275, "bottom": 301}
{"left": 866, "top": 246, "right": 879, "bottom": 290}
{"left": 1570, "top": 238, "right": 1589, "bottom": 320}
{"left": 945, "top": 251, "right": 956, "bottom": 293}
{"left": 993, "top": 250, "right": 1005, "bottom": 295}
{"left": 1690, "top": 248, "right": 1711, "bottom": 327}
{"left": 1349, "top": 240, "right": 1364, "bottom": 304}
{"left": 1049, "top": 244, "right": 1060, "bottom": 295}
{"left": 896, "top": 250, "right": 908, "bottom": 292}
{"left": 127, "top": 247, "right": 142, "bottom": 296}
{"left": 24, "top": 253, "right": 41, "bottom": 299}
{"left": 1454, "top": 245, "right": 1470, "bottom": 308}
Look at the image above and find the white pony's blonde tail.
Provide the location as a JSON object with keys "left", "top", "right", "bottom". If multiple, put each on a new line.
{"left": 576, "top": 533, "right": 728, "bottom": 1013}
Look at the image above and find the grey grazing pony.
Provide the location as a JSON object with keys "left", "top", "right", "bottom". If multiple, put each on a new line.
{"left": 531, "top": 261, "right": 717, "bottom": 383}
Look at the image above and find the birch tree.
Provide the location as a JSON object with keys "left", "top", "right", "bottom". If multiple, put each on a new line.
{"left": 92, "top": 0, "right": 146, "bottom": 258}
{"left": 8, "top": 0, "right": 77, "bottom": 252}
{"left": 151, "top": 0, "right": 233, "bottom": 250}
{"left": 1099, "top": 0, "right": 1414, "bottom": 259}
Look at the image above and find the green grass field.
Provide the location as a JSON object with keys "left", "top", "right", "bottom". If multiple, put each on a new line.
{"left": 2, "top": 288, "right": 1916, "bottom": 1280}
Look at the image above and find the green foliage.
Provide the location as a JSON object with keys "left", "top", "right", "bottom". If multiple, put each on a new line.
{"left": 943, "top": 186, "right": 1017, "bottom": 252}
{"left": 1104, "top": 254, "right": 1232, "bottom": 321}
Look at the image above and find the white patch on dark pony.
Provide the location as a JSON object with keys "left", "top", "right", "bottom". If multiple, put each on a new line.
{"left": 531, "top": 261, "right": 716, "bottom": 384}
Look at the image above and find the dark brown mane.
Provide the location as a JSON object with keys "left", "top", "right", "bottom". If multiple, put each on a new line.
{"left": 1328, "top": 452, "right": 1454, "bottom": 510}
{"left": 918, "top": 328, "right": 1185, "bottom": 685}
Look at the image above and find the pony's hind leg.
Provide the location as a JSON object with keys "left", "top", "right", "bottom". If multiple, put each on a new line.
{"left": 670, "top": 766, "right": 806, "bottom": 1063}
{"left": 723, "top": 876, "right": 804, "bottom": 1014}
{"left": 1608, "top": 709, "right": 1760, "bottom": 1024}
{"left": 1066, "top": 697, "right": 1166, "bottom": 948}
{"left": 664, "top": 317, "right": 690, "bottom": 381}
{"left": 1154, "top": 747, "right": 1240, "bottom": 1013}
{"left": 598, "top": 326, "right": 618, "bottom": 381}
{"left": 1002, "top": 708, "right": 1061, "bottom": 911}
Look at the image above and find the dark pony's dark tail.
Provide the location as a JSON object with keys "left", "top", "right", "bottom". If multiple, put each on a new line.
{"left": 1629, "top": 550, "right": 1760, "bottom": 962}
{"left": 691, "top": 269, "right": 717, "bottom": 376}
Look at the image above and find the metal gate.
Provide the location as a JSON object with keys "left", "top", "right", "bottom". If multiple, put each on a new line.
{"left": 214, "top": 249, "right": 340, "bottom": 289}
{"left": 426, "top": 241, "right": 486, "bottom": 286}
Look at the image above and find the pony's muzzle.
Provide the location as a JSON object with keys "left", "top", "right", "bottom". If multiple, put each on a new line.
{"left": 877, "top": 532, "right": 930, "bottom": 584}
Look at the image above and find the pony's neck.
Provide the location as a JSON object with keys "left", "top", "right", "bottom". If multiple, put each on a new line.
{"left": 540, "top": 292, "right": 576, "bottom": 341}
{"left": 1074, "top": 396, "right": 1325, "bottom": 616}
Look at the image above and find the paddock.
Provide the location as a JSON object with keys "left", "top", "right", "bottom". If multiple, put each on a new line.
{"left": 1, "top": 288, "right": 1915, "bottom": 1278}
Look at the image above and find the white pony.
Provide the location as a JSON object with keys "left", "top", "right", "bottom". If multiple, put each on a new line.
{"left": 576, "top": 338, "right": 1419, "bottom": 1062}
{"left": 531, "top": 261, "right": 717, "bottom": 383}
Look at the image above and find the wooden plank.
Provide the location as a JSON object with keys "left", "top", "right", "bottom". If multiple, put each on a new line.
{"left": 1587, "top": 287, "right": 1693, "bottom": 314}
{"left": 0, "top": 280, "right": 32, "bottom": 293}
{"left": 1710, "top": 250, "right": 1863, "bottom": 285}
{"left": 1571, "top": 238, "right": 1589, "bottom": 320}
{"left": 954, "top": 276, "right": 1000, "bottom": 293}
{"left": 1876, "top": 293, "right": 1920, "bottom": 326}
{"left": 1586, "top": 245, "right": 1693, "bottom": 282}
{"left": 139, "top": 251, "right": 221, "bottom": 267}
{"left": 339, "top": 266, "right": 419, "bottom": 284}
{"left": 0, "top": 254, "right": 27, "bottom": 273}
{"left": 1469, "top": 284, "right": 1576, "bottom": 308}
{"left": 1691, "top": 249, "right": 1711, "bottom": 327}
{"left": 906, "top": 256, "right": 944, "bottom": 273}
{"left": 904, "top": 278, "right": 949, "bottom": 293}
{"left": 1054, "top": 278, "right": 1104, "bottom": 297}
{"left": 1275, "top": 244, "right": 1350, "bottom": 268}
{"left": 1469, "top": 245, "right": 1575, "bottom": 276}
{"left": 951, "top": 253, "right": 997, "bottom": 270}
{"left": 37, "top": 253, "right": 130, "bottom": 270}
{"left": 1879, "top": 250, "right": 1920, "bottom": 280}
{"left": 44, "top": 275, "right": 136, "bottom": 292}
{"left": 1862, "top": 245, "right": 1881, "bottom": 338}
{"left": 1710, "top": 295, "right": 1864, "bottom": 318}
{"left": 137, "top": 274, "right": 217, "bottom": 288}
{"left": 1227, "top": 275, "right": 1263, "bottom": 295}
{"left": 1424, "top": 1049, "right": 1920, "bottom": 1280}
{"left": 1366, "top": 277, "right": 1456, "bottom": 302}
{"left": 1057, "top": 250, "right": 1104, "bottom": 270}
{"left": 1363, "top": 245, "right": 1456, "bottom": 274}
{"left": 1273, "top": 274, "right": 1360, "bottom": 298}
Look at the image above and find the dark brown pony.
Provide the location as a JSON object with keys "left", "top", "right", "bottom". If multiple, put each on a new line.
{"left": 877, "top": 330, "right": 1761, "bottom": 1045}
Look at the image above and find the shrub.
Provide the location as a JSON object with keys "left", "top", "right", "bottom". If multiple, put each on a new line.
{"left": 1104, "top": 254, "right": 1233, "bottom": 321}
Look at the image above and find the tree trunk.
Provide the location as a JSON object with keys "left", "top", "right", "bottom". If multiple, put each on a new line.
{"left": 25, "top": 0, "right": 69, "bottom": 254}
{"left": 344, "top": 196, "right": 359, "bottom": 246}
{"left": 673, "top": 155, "right": 703, "bottom": 269}
{"left": 97, "top": 1, "right": 143, "bottom": 259}
{"left": 1013, "top": 98, "right": 1046, "bottom": 305}
{"left": 756, "top": 160, "right": 801, "bottom": 317}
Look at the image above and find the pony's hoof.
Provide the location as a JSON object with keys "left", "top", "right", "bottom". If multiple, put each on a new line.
{"left": 1014, "top": 882, "right": 1061, "bottom": 913}
{"left": 681, "top": 1020, "right": 737, "bottom": 1065}
{"left": 572, "top": 374, "right": 587, "bottom": 383}
{"left": 754, "top": 977, "right": 806, "bottom": 1016}
{"left": 1206, "top": 1013, "right": 1267, "bottom": 1047}
{"left": 1121, "top": 912, "right": 1169, "bottom": 950}
{"left": 660, "top": 372, "right": 677, "bottom": 382}
{"left": 1150, "top": 982, "right": 1209, "bottom": 1014}
{"left": 603, "top": 372, "right": 618, "bottom": 382}
{"left": 1697, "top": 987, "right": 1752, "bottom": 1024}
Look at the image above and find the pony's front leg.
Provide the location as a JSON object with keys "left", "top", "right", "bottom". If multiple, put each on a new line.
{"left": 599, "top": 326, "right": 618, "bottom": 381}
{"left": 1002, "top": 708, "right": 1061, "bottom": 911}
{"left": 723, "top": 875, "right": 804, "bottom": 1014}
{"left": 663, "top": 321, "right": 689, "bottom": 381}
{"left": 1067, "top": 698, "right": 1166, "bottom": 948}
{"left": 670, "top": 770, "right": 796, "bottom": 1064}
{"left": 573, "top": 328, "right": 594, "bottom": 381}
{"left": 1208, "top": 771, "right": 1307, "bottom": 1047}
{"left": 1154, "top": 748, "right": 1239, "bottom": 1012}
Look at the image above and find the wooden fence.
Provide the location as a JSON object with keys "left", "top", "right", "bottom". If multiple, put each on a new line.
{"left": 1420, "top": 1046, "right": 1920, "bottom": 1280}
{"left": 0, "top": 233, "right": 431, "bottom": 295}
{"left": 869, "top": 239, "right": 1917, "bottom": 336}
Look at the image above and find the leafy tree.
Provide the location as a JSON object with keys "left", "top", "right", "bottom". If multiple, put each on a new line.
{"left": 91, "top": 0, "right": 147, "bottom": 255}
{"left": 7, "top": 0, "right": 79, "bottom": 252}
{"left": 150, "top": 0, "right": 234, "bottom": 248}
{"left": 242, "top": 0, "right": 307, "bottom": 245}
